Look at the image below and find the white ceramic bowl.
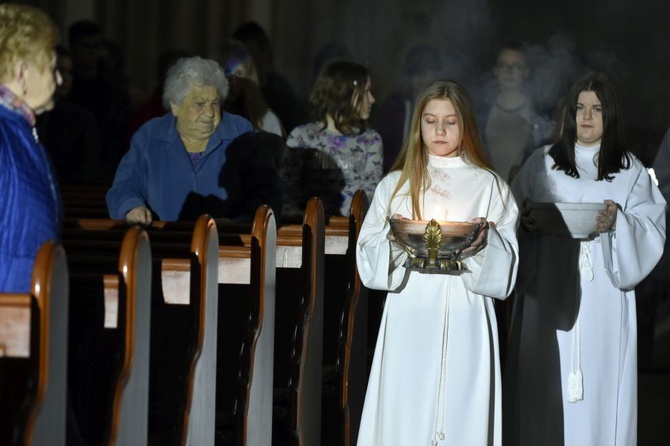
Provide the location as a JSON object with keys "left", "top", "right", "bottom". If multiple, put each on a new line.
{"left": 529, "top": 202, "right": 607, "bottom": 239}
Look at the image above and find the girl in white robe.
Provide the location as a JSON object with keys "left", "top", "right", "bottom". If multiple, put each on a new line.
{"left": 505, "top": 71, "right": 666, "bottom": 446}
{"left": 356, "top": 80, "right": 519, "bottom": 446}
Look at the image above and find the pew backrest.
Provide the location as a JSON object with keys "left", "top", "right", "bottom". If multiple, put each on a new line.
{"left": 338, "top": 189, "right": 370, "bottom": 446}
{"left": 109, "top": 226, "right": 152, "bottom": 445}
{"left": 64, "top": 217, "right": 220, "bottom": 445}
{"left": 65, "top": 226, "right": 151, "bottom": 445}
{"left": 181, "top": 215, "right": 219, "bottom": 445}
{"left": 0, "top": 241, "right": 69, "bottom": 446}
{"left": 30, "top": 242, "right": 70, "bottom": 446}
{"left": 64, "top": 208, "right": 277, "bottom": 446}
{"left": 286, "top": 197, "right": 325, "bottom": 446}
{"left": 238, "top": 205, "right": 276, "bottom": 446}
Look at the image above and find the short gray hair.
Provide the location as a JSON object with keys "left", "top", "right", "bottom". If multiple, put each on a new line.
{"left": 162, "top": 56, "right": 229, "bottom": 109}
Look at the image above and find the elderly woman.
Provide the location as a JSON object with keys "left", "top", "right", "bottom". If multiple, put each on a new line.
{"left": 106, "top": 56, "right": 282, "bottom": 224}
{"left": 0, "top": 4, "right": 63, "bottom": 292}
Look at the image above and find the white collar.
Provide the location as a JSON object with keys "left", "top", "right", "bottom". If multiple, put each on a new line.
{"left": 427, "top": 153, "right": 466, "bottom": 168}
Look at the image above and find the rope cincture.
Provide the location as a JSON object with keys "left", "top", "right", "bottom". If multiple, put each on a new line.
{"left": 431, "top": 276, "right": 451, "bottom": 445}
{"left": 567, "top": 311, "right": 583, "bottom": 403}
{"left": 568, "top": 241, "right": 594, "bottom": 403}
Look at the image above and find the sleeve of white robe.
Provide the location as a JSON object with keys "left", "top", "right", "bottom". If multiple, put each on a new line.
{"left": 461, "top": 174, "right": 519, "bottom": 299}
{"left": 460, "top": 174, "right": 520, "bottom": 299}
{"left": 357, "top": 171, "right": 520, "bottom": 297}
{"left": 356, "top": 176, "right": 409, "bottom": 291}
{"left": 601, "top": 159, "right": 666, "bottom": 290}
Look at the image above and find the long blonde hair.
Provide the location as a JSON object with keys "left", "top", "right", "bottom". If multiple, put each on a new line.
{"left": 390, "top": 79, "right": 493, "bottom": 220}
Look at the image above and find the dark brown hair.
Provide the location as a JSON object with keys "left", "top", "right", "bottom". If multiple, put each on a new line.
{"left": 308, "top": 60, "right": 371, "bottom": 135}
{"left": 549, "top": 71, "right": 631, "bottom": 181}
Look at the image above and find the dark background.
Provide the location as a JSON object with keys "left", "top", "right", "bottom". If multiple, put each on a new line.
{"left": 18, "top": 0, "right": 670, "bottom": 158}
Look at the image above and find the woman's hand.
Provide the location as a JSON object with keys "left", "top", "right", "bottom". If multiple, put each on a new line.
{"left": 596, "top": 199, "right": 618, "bottom": 233}
{"left": 461, "top": 217, "right": 491, "bottom": 255}
{"left": 387, "top": 213, "right": 408, "bottom": 242}
{"left": 519, "top": 198, "right": 536, "bottom": 232}
{"left": 126, "top": 205, "right": 153, "bottom": 226}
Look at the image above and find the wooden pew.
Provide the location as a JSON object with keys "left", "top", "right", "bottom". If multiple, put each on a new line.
{"left": 60, "top": 184, "right": 108, "bottom": 208}
{"left": 277, "top": 189, "right": 370, "bottom": 446}
{"left": 159, "top": 202, "right": 325, "bottom": 445}
{"left": 60, "top": 184, "right": 110, "bottom": 219}
{"left": 63, "top": 190, "right": 369, "bottom": 446}
{"left": 144, "top": 215, "right": 219, "bottom": 445}
{"left": 64, "top": 207, "right": 277, "bottom": 446}
{"left": 174, "top": 215, "right": 219, "bottom": 445}
{"left": 213, "top": 205, "right": 276, "bottom": 446}
{"left": 335, "top": 190, "right": 370, "bottom": 446}
{"left": 272, "top": 197, "right": 325, "bottom": 446}
{"left": 63, "top": 215, "right": 220, "bottom": 445}
{"left": 0, "top": 241, "right": 69, "bottom": 446}
{"left": 64, "top": 207, "right": 111, "bottom": 219}
{"left": 109, "top": 226, "right": 152, "bottom": 445}
{"left": 132, "top": 202, "right": 324, "bottom": 446}
{"left": 65, "top": 226, "right": 152, "bottom": 445}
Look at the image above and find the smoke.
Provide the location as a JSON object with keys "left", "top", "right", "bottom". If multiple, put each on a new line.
{"left": 289, "top": 0, "right": 669, "bottom": 141}
{"left": 525, "top": 32, "right": 583, "bottom": 113}
{"left": 322, "top": 0, "right": 495, "bottom": 101}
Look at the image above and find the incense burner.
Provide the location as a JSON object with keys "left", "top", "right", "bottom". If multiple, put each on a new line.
{"left": 388, "top": 217, "right": 483, "bottom": 273}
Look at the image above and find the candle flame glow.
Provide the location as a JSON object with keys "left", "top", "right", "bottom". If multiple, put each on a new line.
{"left": 427, "top": 205, "right": 448, "bottom": 222}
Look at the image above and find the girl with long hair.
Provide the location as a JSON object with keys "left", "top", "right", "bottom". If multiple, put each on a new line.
{"left": 356, "top": 79, "right": 519, "bottom": 445}
{"left": 505, "top": 71, "right": 666, "bottom": 445}
{"left": 281, "top": 60, "right": 383, "bottom": 218}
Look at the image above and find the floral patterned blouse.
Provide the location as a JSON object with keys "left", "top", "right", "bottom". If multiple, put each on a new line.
{"left": 281, "top": 121, "right": 383, "bottom": 217}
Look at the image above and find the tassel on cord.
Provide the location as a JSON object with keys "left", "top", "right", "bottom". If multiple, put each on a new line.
{"left": 568, "top": 241, "right": 591, "bottom": 403}
{"left": 567, "top": 311, "right": 583, "bottom": 403}
{"left": 567, "top": 369, "right": 583, "bottom": 403}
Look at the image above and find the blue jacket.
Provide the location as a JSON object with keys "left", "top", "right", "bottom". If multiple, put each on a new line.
{"left": 0, "top": 105, "right": 61, "bottom": 293}
{"left": 106, "top": 111, "right": 283, "bottom": 222}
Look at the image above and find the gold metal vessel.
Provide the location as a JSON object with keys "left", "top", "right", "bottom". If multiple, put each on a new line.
{"left": 388, "top": 217, "right": 482, "bottom": 273}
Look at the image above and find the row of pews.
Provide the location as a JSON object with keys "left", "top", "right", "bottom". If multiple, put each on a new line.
{"left": 0, "top": 189, "right": 375, "bottom": 445}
